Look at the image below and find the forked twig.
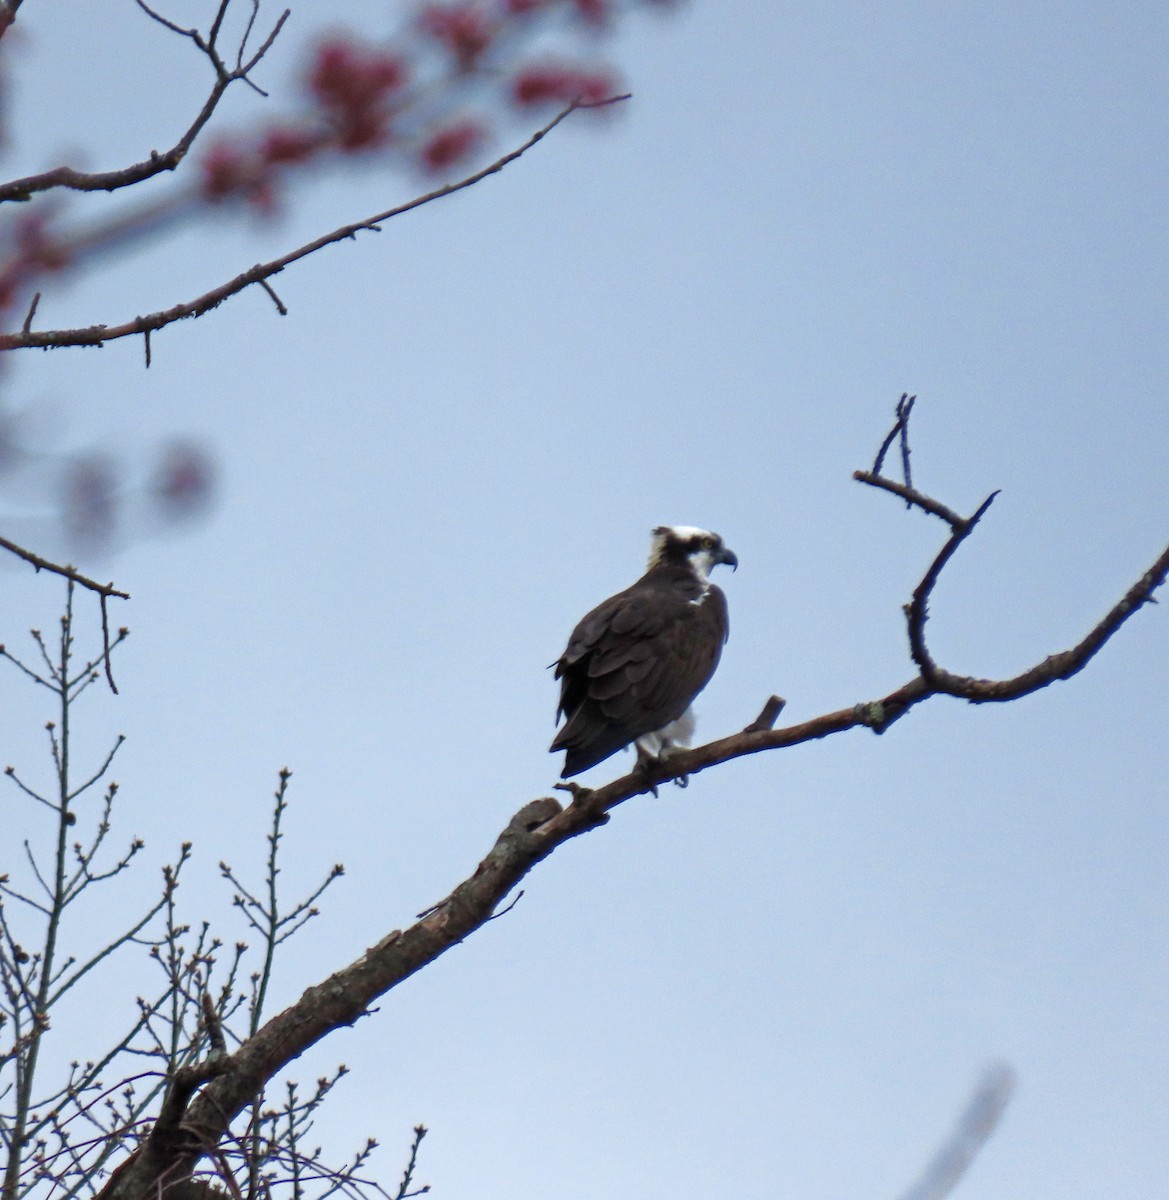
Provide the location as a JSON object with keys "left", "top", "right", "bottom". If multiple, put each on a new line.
{"left": 0, "top": 0, "right": 288, "bottom": 204}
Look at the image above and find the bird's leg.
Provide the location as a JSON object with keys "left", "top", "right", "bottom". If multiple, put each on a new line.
{"left": 634, "top": 745, "right": 662, "bottom": 798}
{"left": 655, "top": 740, "right": 689, "bottom": 789}
{"left": 635, "top": 745, "right": 690, "bottom": 792}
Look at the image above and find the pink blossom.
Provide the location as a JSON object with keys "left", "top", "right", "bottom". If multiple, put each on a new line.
{"left": 421, "top": 120, "right": 484, "bottom": 171}
{"left": 261, "top": 126, "right": 320, "bottom": 166}
{"left": 16, "top": 213, "right": 68, "bottom": 273}
{"left": 419, "top": 4, "right": 495, "bottom": 69}
{"left": 308, "top": 37, "right": 408, "bottom": 150}
{"left": 513, "top": 64, "right": 617, "bottom": 107}
{"left": 201, "top": 139, "right": 257, "bottom": 200}
{"left": 573, "top": 0, "right": 609, "bottom": 24}
{"left": 153, "top": 440, "right": 215, "bottom": 519}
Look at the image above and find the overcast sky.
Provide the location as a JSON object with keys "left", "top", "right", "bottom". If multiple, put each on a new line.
{"left": 2, "top": 3, "right": 1167, "bottom": 1198}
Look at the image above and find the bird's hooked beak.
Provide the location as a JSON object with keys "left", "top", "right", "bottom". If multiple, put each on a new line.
{"left": 716, "top": 546, "right": 738, "bottom": 572}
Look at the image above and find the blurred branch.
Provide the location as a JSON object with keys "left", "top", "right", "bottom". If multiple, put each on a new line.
{"left": 0, "top": 96, "right": 629, "bottom": 354}
{"left": 0, "top": 1, "right": 289, "bottom": 204}
{"left": 896, "top": 1065, "right": 1016, "bottom": 1200}
{"left": 0, "top": 1, "right": 25, "bottom": 42}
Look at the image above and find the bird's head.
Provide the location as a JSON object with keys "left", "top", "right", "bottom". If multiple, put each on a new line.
{"left": 648, "top": 525, "right": 738, "bottom": 581}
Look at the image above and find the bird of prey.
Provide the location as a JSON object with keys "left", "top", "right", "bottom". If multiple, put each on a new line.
{"left": 551, "top": 525, "right": 737, "bottom": 778}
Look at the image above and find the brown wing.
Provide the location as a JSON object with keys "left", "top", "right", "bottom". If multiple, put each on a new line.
{"left": 551, "top": 576, "right": 728, "bottom": 777}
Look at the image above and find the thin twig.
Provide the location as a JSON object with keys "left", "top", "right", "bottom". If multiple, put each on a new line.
{"left": 64, "top": 734, "right": 125, "bottom": 805}
{"left": 743, "top": 694, "right": 785, "bottom": 732}
{"left": 393, "top": 1126, "right": 428, "bottom": 1200}
{"left": 0, "top": 0, "right": 287, "bottom": 204}
{"left": 1, "top": 97, "right": 631, "bottom": 353}
{"left": 872, "top": 393, "right": 915, "bottom": 476}
{"left": 99, "top": 594, "right": 119, "bottom": 694}
{"left": 257, "top": 279, "right": 287, "bottom": 316}
{"left": 235, "top": 0, "right": 261, "bottom": 69}
{"left": 0, "top": 534, "right": 129, "bottom": 600}
{"left": 133, "top": 0, "right": 194, "bottom": 42}
{"left": 905, "top": 491, "right": 999, "bottom": 679}
{"left": 49, "top": 869, "right": 180, "bottom": 1008}
{"left": 0, "top": 644, "right": 56, "bottom": 692}
{"left": 3, "top": 765, "right": 53, "bottom": 809}
{"left": 206, "top": 0, "right": 232, "bottom": 53}
{"left": 897, "top": 393, "right": 914, "bottom": 494}
{"left": 21, "top": 291, "right": 40, "bottom": 335}
{"left": 853, "top": 471, "right": 969, "bottom": 530}
{"left": 240, "top": 9, "right": 290, "bottom": 79}
{"left": 485, "top": 890, "right": 524, "bottom": 922}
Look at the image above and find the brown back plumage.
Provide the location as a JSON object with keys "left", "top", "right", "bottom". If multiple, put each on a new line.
{"left": 551, "top": 558, "right": 730, "bottom": 777}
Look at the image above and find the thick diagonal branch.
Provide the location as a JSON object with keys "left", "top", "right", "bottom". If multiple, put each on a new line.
{"left": 93, "top": 512, "right": 1168, "bottom": 1200}
{"left": 94, "top": 395, "right": 1167, "bottom": 1200}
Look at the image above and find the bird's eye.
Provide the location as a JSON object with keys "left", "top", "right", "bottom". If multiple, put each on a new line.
{"left": 702, "top": 535, "right": 717, "bottom": 549}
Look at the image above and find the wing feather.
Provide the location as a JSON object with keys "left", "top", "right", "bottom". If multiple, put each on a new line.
{"left": 552, "top": 577, "right": 729, "bottom": 776}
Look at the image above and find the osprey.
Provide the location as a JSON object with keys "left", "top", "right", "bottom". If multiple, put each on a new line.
{"left": 551, "top": 525, "right": 737, "bottom": 778}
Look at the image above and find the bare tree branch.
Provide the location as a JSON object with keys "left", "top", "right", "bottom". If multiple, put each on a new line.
{"left": 872, "top": 391, "right": 915, "bottom": 480}
{"left": 854, "top": 399, "right": 1168, "bottom": 702}
{"left": 853, "top": 471, "right": 969, "bottom": 530}
{"left": 0, "top": 534, "right": 129, "bottom": 601}
{"left": 20, "top": 292, "right": 39, "bottom": 336}
{"left": 0, "top": 97, "right": 630, "bottom": 354}
{"left": 903, "top": 490, "right": 1000, "bottom": 680}
{"left": 743, "top": 694, "right": 786, "bottom": 732}
{"left": 99, "top": 594, "right": 119, "bottom": 694}
{"left": 93, "top": 506, "right": 1168, "bottom": 1199}
{"left": 392, "top": 1125, "right": 428, "bottom": 1200}
{"left": 71, "top": 402, "right": 1166, "bottom": 1200}
{"left": 0, "top": 2, "right": 289, "bottom": 204}
{"left": 858, "top": 394, "right": 962, "bottom": 523}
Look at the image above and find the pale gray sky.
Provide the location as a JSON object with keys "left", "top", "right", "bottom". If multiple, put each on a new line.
{"left": 2, "top": 3, "right": 1167, "bottom": 1198}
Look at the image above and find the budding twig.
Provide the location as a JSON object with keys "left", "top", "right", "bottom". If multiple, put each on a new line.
{"left": 0, "top": 534, "right": 129, "bottom": 601}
